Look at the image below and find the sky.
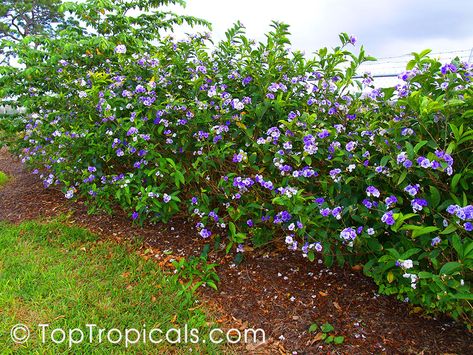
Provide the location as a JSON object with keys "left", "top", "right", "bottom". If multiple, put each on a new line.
{"left": 165, "top": 0, "right": 473, "bottom": 71}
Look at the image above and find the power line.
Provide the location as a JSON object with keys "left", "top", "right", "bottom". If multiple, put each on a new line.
{"left": 360, "top": 55, "right": 470, "bottom": 66}
{"left": 371, "top": 49, "right": 470, "bottom": 62}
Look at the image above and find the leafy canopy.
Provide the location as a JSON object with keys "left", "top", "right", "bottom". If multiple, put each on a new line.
{"left": 0, "top": 0, "right": 63, "bottom": 41}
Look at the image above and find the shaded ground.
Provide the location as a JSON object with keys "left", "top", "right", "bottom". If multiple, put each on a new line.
{"left": 1, "top": 147, "right": 472, "bottom": 354}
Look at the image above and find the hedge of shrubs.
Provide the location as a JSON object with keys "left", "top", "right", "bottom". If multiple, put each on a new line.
{"left": 1, "top": 0, "right": 472, "bottom": 323}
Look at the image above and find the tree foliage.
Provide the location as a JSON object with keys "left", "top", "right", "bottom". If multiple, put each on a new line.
{"left": 0, "top": 0, "right": 63, "bottom": 41}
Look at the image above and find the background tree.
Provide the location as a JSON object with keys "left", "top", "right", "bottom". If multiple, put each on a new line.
{"left": 0, "top": 0, "right": 63, "bottom": 41}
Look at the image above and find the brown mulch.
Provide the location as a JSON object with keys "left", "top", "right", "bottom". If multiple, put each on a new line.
{"left": 0, "top": 147, "right": 472, "bottom": 354}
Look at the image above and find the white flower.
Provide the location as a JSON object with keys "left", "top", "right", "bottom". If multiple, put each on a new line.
{"left": 400, "top": 259, "right": 413, "bottom": 269}
{"left": 114, "top": 44, "right": 126, "bottom": 54}
{"left": 65, "top": 189, "right": 74, "bottom": 199}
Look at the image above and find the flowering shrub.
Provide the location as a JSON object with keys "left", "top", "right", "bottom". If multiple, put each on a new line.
{"left": 1, "top": 0, "right": 472, "bottom": 323}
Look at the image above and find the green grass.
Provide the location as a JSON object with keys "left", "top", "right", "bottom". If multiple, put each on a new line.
{"left": 0, "top": 171, "right": 8, "bottom": 187}
{"left": 0, "top": 220, "right": 225, "bottom": 354}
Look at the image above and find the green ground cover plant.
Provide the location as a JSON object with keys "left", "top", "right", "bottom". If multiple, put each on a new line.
{"left": 0, "top": 170, "right": 8, "bottom": 186}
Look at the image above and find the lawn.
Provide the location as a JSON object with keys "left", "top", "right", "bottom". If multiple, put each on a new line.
{"left": 0, "top": 220, "right": 225, "bottom": 354}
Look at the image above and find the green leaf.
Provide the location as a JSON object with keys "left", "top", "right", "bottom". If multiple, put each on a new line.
{"left": 439, "top": 261, "right": 462, "bottom": 275}
{"left": 321, "top": 323, "right": 334, "bottom": 333}
{"left": 413, "top": 140, "right": 428, "bottom": 153}
{"left": 228, "top": 222, "right": 236, "bottom": 237}
{"left": 400, "top": 248, "right": 421, "bottom": 259}
{"left": 406, "top": 59, "right": 416, "bottom": 70}
{"left": 451, "top": 293, "right": 473, "bottom": 300}
{"left": 451, "top": 234, "right": 463, "bottom": 258}
{"left": 412, "top": 226, "right": 439, "bottom": 238}
{"left": 429, "top": 186, "right": 440, "bottom": 208}
{"left": 418, "top": 271, "right": 433, "bottom": 279}
{"left": 451, "top": 174, "right": 462, "bottom": 190}
{"left": 440, "top": 224, "right": 457, "bottom": 235}
{"left": 397, "top": 171, "right": 407, "bottom": 186}
{"left": 308, "top": 323, "right": 319, "bottom": 333}
{"left": 334, "top": 336, "right": 345, "bottom": 344}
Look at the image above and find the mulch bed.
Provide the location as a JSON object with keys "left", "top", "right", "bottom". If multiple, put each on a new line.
{"left": 1, "top": 147, "right": 471, "bottom": 354}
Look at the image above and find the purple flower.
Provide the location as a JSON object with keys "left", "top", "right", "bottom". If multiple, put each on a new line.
{"left": 381, "top": 211, "right": 395, "bottom": 226}
{"left": 199, "top": 228, "right": 212, "bottom": 238}
{"left": 345, "top": 141, "right": 357, "bottom": 152}
{"left": 163, "top": 194, "right": 171, "bottom": 203}
{"left": 274, "top": 210, "right": 292, "bottom": 224}
{"left": 465, "top": 222, "right": 473, "bottom": 232}
{"left": 411, "top": 198, "right": 428, "bottom": 212}
{"left": 320, "top": 208, "right": 331, "bottom": 217}
{"left": 417, "top": 156, "right": 431, "bottom": 168}
{"left": 132, "top": 211, "right": 139, "bottom": 220}
{"left": 431, "top": 160, "right": 441, "bottom": 169}
{"left": 127, "top": 127, "right": 138, "bottom": 136}
{"left": 431, "top": 236, "right": 441, "bottom": 246}
{"left": 446, "top": 204, "right": 459, "bottom": 214}
{"left": 233, "top": 153, "right": 243, "bottom": 162}
{"left": 314, "top": 197, "right": 325, "bottom": 205}
{"left": 287, "top": 111, "right": 299, "bottom": 120}
{"left": 332, "top": 206, "right": 342, "bottom": 219}
{"left": 443, "top": 154, "right": 454, "bottom": 166}
{"left": 329, "top": 168, "right": 341, "bottom": 178}
{"left": 242, "top": 76, "right": 252, "bottom": 86}
{"left": 349, "top": 35, "right": 357, "bottom": 45}
{"left": 404, "top": 184, "right": 420, "bottom": 197}
{"left": 362, "top": 199, "right": 373, "bottom": 209}
{"left": 317, "top": 129, "right": 330, "bottom": 139}
{"left": 366, "top": 186, "right": 380, "bottom": 198}
{"left": 340, "top": 227, "right": 357, "bottom": 241}
{"left": 247, "top": 219, "right": 254, "bottom": 227}
{"left": 441, "top": 63, "right": 457, "bottom": 75}
{"left": 397, "top": 152, "right": 407, "bottom": 164}
{"left": 191, "top": 197, "right": 198, "bottom": 205}
{"left": 385, "top": 195, "right": 398, "bottom": 208}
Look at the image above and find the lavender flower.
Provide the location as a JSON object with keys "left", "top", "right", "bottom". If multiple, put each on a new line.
{"left": 114, "top": 44, "right": 127, "bottom": 54}
{"left": 199, "top": 228, "right": 211, "bottom": 238}
{"left": 366, "top": 186, "right": 380, "bottom": 198}
{"left": 340, "top": 227, "right": 357, "bottom": 241}
{"left": 404, "top": 184, "right": 420, "bottom": 197}
{"left": 381, "top": 211, "right": 395, "bottom": 226}
{"left": 411, "top": 198, "right": 428, "bottom": 212}
{"left": 431, "top": 236, "right": 441, "bottom": 246}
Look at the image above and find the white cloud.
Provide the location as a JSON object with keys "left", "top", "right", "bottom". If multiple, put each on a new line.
{"left": 164, "top": 0, "right": 472, "bottom": 59}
